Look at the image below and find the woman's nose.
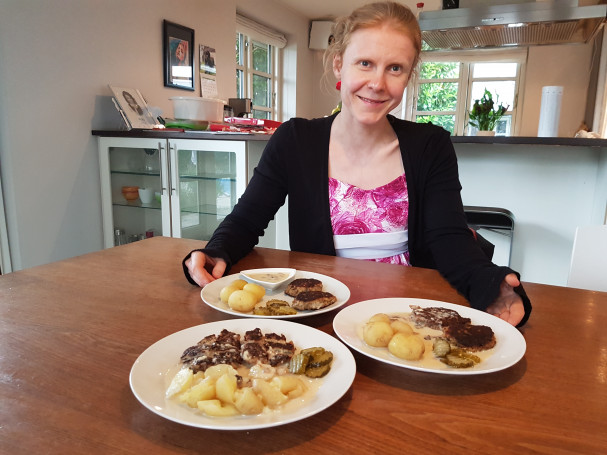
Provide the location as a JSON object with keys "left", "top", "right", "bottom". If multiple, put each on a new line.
{"left": 368, "top": 72, "right": 386, "bottom": 90}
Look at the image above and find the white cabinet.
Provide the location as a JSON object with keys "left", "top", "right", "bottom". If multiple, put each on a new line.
{"left": 97, "top": 135, "right": 288, "bottom": 249}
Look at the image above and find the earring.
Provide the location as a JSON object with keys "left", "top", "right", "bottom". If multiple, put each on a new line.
{"left": 336, "top": 81, "right": 341, "bottom": 91}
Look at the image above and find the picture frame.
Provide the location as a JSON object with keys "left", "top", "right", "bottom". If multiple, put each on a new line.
{"left": 163, "top": 20, "right": 195, "bottom": 91}
{"left": 109, "top": 85, "right": 158, "bottom": 130}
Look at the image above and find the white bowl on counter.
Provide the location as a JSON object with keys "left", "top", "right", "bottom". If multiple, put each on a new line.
{"left": 170, "top": 96, "right": 225, "bottom": 122}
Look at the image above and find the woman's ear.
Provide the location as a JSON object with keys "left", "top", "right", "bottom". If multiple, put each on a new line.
{"left": 333, "top": 55, "right": 342, "bottom": 79}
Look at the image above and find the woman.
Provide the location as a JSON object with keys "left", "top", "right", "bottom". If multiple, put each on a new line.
{"left": 183, "top": 1, "right": 531, "bottom": 327}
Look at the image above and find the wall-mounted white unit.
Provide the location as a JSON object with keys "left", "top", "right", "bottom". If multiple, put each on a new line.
{"left": 309, "top": 21, "right": 334, "bottom": 50}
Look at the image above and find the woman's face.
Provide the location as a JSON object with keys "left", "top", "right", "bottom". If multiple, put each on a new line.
{"left": 333, "top": 24, "right": 417, "bottom": 126}
{"left": 176, "top": 41, "right": 187, "bottom": 62}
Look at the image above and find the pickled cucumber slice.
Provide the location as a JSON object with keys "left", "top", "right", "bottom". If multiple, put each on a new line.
{"left": 307, "top": 351, "right": 333, "bottom": 369}
{"left": 288, "top": 353, "right": 310, "bottom": 374}
{"left": 305, "top": 364, "right": 331, "bottom": 378}
{"left": 432, "top": 338, "right": 451, "bottom": 358}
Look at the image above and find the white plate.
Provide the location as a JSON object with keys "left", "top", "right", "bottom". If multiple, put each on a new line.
{"left": 333, "top": 298, "right": 526, "bottom": 375}
{"left": 201, "top": 271, "right": 351, "bottom": 319}
{"left": 129, "top": 319, "right": 356, "bottom": 430}
{"left": 239, "top": 268, "right": 296, "bottom": 290}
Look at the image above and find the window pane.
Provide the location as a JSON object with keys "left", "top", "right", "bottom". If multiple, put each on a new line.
{"left": 416, "top": 115, "right": 455, "bottom": 133}
{"left": 236, "top": 34, "right": 243, "bottom": 66}
{"left": 420, "top": 61, "right": 459, "bottom": 79}
{"left": 417, "top": 82, "right": 458, "bottom": 111}
{"left": 252, "top": 74, "right": 270, "bottom": 107}
{"left": 473, "top": 62, "right": 517, "bottom": 78}
{"left": 470, "top": 81, "right": 515, "bottom": 110}
{"left": 236, "top": 69, "right": 243, "bottom": 98}
{"left": 252, "top": 40, "right": 270, "bottom": 73}
{"left": 252, "top": 109, "right": 270, "bottom": 119}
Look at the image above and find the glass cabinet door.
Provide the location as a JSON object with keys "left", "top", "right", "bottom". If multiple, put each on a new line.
{"left": 169, "top": 139, "right": 247, "bottom": 240}
{"left": 98, "top": 137, "right": 169, "bottom": 247}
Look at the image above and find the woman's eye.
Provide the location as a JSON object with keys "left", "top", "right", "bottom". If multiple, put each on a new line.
{"left": 390, "top": 65, "right": 402, "bottom": 72}
{"left": 360, "top": 60, "right": 370, "bottom": 67}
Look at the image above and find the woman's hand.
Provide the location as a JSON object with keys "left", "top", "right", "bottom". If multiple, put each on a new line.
{"left": 185, "top": 251, "right": 227, "bottom": 287}
{"left": 485, "top": 273, "right": 525, "bottom": 326}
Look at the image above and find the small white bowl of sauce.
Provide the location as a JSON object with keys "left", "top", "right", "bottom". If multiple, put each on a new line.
{"left": 239, "top": 268, "right": 296, "bottom": 290}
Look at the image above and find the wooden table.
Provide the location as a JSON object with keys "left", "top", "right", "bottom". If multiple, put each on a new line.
{"left": 2, "top": 237, "right": 606, "bottom": 454}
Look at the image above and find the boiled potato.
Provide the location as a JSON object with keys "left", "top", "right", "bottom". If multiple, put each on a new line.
{"left": 197, "top": 399, "right": 239, "bottom": 417}
{"left": 165, "top": 367, "right": 193, "bottom": 398}
{"left": 363, "top": 321, "right": 394, "bottom": 347}
{"left": 179, "top": 377, "right": 216, "bottom": 408}
{"left": 234, "top": 387, "right": 265, "bottom": 415}
{"left": 253, "top": 378, "right": 288, "bottom": 408}
{"left": 227, "top": 290, "right": 258, "bottom": 312}
{"left": 391, "top": 319, "right": 414, "bottom": 336}
{"left": 215, "top": 372, "right": 237, "bottom": 404}
{"left": 243, "top": 283, "right": 265, "bottom": 301}
{"left": 220, "top": 285, "right": 240, "bottom": 303}
{"left": 231, "top": 279, "right": 248, "bottom": 290}
{"left": 271, "top": 375, "right": 306, "bottom": 399}
{"left": 368, "top": 313, "right": 390, "bottom": 324}
{"left": 388, "top": 333, "right": 425, "bottom": 361}
{"left": 205, "top": 364, "right": 238, "bottom": 380}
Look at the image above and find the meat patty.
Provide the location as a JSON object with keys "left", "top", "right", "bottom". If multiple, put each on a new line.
{"left": 409, "top": 305, "right": 471, "bottom": 330}
{"left": 180, "top": 329, "right": 242, "bottom": 373}
{"left": 444, "top": 322, "right": 496, "bottom": 352}
{"left": 291, "top": 291, "right": 337, "bottom": 310}
{"left": 285, "top": 278, "right": 323, "bottom": 297}
{"left": 241, "top": 328, "right": 295, "bottom": 366}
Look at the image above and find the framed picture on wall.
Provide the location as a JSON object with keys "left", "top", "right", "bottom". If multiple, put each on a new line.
{"left": 109, "top": 85, "right": 158, "bottom": 130}
{"left": 163, "top": 20, "right": 195, "bottom": 91}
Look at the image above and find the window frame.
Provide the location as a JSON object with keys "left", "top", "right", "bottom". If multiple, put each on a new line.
{"left": 404, "top": 48, "right": 527, "bottom": 136}
{"left": 236, "top": 16, "right": 284, "bottom": 121}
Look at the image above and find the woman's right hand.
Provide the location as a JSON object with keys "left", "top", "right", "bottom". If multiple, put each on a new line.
{"left": 185, "top": 251, "right": 227, "bottom": 287}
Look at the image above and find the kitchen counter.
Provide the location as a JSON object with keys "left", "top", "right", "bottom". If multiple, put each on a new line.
{"left": 92, "top": 129, "right": 607, "bottom": 287}
{"left": 451, "top": 135, "right": 607, "bottom": 148}
{"left": 93, "top": 130, "right": 607, "bottom": 147}
{"left": 92, "top": 129, "right": 272, "bottom": 141}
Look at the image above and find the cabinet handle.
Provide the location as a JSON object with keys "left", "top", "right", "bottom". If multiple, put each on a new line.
{"left": 159, "top": 141, "right": 167, "bottom": 194}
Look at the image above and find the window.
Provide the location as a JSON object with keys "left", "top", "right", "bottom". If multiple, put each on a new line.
{"left": 235, "top": 15, "right": 286, "bottom": 120}
{"left": 405, "top": 49, "right": 526, "bottom": 136}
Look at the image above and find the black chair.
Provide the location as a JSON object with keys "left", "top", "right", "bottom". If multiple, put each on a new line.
{"left": 464, "top": 206, "right": 515, "bottom": 266}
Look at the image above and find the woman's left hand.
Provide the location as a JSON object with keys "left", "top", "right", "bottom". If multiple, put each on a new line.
{"left": 485, "top": 273, "right": 525, "bottom": 326}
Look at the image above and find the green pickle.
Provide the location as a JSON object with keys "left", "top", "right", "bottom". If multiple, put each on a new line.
{"left": 288, "top": 347, "right": 334, "bottom": 378}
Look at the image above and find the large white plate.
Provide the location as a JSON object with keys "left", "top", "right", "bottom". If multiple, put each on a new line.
{"left": 130, "top": 319, "right": 356, "bottom": 430}
{"left": 201, "top": 270, "right": 351, "bottom": 319}
{"left": 333, "top": 298, "right": 526, "bottom": 375}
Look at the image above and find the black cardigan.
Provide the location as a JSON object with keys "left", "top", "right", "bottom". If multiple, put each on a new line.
{"left": 183, "top": 114, "right": 531, "bottom": 326}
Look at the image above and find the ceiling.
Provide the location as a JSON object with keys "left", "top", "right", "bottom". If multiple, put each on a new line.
{"left": 271, "top": 0, "right": 442, "bottom": 20}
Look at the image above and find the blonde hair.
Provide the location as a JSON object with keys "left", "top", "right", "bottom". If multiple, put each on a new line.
{"left": 322, "top": 1, "right": 422, "bottom": 85}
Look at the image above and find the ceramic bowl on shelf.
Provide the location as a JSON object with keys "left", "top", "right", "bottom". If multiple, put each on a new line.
{"left": 122, "top": 186, "right": 139, "bottom": 201}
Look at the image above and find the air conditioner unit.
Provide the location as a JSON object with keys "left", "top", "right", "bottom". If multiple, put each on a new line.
{"left": 309, "top": 21, "right": 334, "bottom": 50}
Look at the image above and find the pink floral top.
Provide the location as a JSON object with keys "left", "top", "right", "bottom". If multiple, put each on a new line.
{"left": 329, "top": 174, "right": 410, "bottom": 265}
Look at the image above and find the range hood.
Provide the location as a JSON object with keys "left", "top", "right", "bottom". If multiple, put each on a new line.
{"left": 418, "top": 1, "right": 607, "bottom": 50}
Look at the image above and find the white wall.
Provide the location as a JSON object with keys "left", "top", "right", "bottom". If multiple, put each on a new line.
{"left": 0, "top": 0, "right": 314, "bottom": 271}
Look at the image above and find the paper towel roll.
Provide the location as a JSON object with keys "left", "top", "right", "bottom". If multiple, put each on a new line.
{"left": 537, "top": 86, "right": 563, "bottom": 137}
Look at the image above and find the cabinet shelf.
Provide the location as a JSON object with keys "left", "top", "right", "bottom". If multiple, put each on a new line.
{"left": 180, "top": 204, "right": 233, "bottom": 216}
{"left": 113, "top": 200, "right": 162, "bottom": 210}
{"left": 110, "top": 169, "right": 160, "bottom": 177}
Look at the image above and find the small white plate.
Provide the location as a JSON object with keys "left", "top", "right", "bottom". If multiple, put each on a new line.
{"left": 201, "top": 270, "right": 350, "bottom": 319}
{"left": 129, "top": 319, "right": 356, "bottom": 430}
{"left": 333, "top": 297, "right": 526, "bottom": 375}
{"left": 239, "top": 268, "right": 296, "bottom": 290}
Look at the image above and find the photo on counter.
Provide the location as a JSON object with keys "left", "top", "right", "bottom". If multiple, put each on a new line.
{"left": 108, "top": 85, "right": 158, "bottom": 130}
{"left": 163, "top": 20, "right": 195, "bottom": 90}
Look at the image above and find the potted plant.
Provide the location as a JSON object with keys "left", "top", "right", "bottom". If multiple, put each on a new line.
{"left": 467, "top": 88, "right": 509, "bottom": 135}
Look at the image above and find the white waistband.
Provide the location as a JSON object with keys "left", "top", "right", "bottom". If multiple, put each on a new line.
{"left": 334, "top": 230, "right": 408, "bottom": 260}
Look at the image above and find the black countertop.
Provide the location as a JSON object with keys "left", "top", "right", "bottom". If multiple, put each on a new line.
{"left": 92, "top": 129, "right": 607, "bottom": 147}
